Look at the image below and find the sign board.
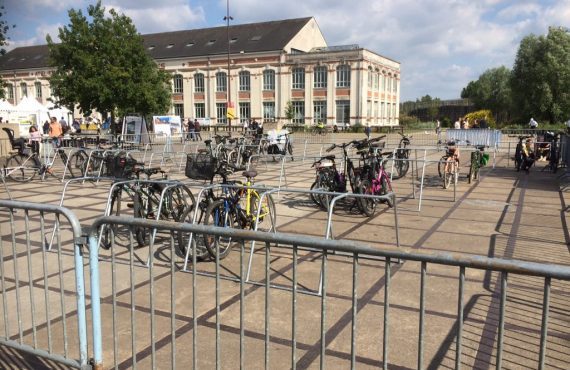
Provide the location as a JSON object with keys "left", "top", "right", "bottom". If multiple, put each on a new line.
{"left": 152, "top": 115, "right": 182, "bottom": 136}
{"left": 226, "top": 102, "right": 236, "bottom": 120}
{"left": 122, "top": 115, "right": 149, "bottom": 144}
{"left": 15, "top": 113, "right": 37, "bottom": 138}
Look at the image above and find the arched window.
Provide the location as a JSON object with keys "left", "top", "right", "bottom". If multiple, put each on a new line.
{"left": 35, "top": 81, "right": 42, "bottom": 99}
{"left": 336, "top": 65, "right": 350, "bottom": 88}
{"left": 292, "top": 67, "right": 305, "bottom": 89}
{"left": 216, "top": 72, "right": 227, "bottom": 92}
{"left": 20, "top": 82, "right": 28, "bottom": 97}
{"left": 194, "top": 73, "right": 204, "bottom": 92}
{"left": 173, "top": 74, "right": 183, "bottom": 93}
{"left": 263, "top": 69, "right": 275, "bottom": 90}
{"left": 239, "top": 71, "right": 250, "bottom": 91}
{"left": 5, "top": 84, "right": 13, "bottom": 100}
{"left": 313, "top": 66, "right": 327, "bottom": 88}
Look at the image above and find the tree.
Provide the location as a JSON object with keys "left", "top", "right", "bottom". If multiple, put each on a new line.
{"left": 461, "top": 66, "right": 512, "bottom": 122}
{"left": 511, "top": 27, "right": 570, "bottom": 123}
{"left": 47, "top": 1, "right": 171, "bottom": 119}
{"left": 0, "top": 6, "right": 15, "bottom": 99}
{"left": 284, "top": 100, "right": 294, "bottom": 123}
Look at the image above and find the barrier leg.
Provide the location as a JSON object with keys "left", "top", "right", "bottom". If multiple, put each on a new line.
{"left": 88, "top": 235, "right": 103, "bottom": 370}
{"left": 418, "top": 159, "right": 427, "bottom": 212}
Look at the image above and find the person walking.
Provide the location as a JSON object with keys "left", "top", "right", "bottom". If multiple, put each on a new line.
{"left": 49, "top": 117, "right": 63, "bottom": 148}
{"left": 194, "top": 119, "right": 202, "bottom": 141}
{"left": 529, "top": 117, "right": 538, "bottom": 129}
{"left": 454, "top": 118, "right": 461, "bottom": 129}
{"left": 364, "top": 125, "right": 371, "bottom": 139}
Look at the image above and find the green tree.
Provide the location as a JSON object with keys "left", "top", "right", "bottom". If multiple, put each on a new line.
{"left": 47, "top": 1, "right": 171, "bottom": 119}
{"left": 0, "top": 6, "right": 15, "bottom": 99}
{"left": 284, "top": 100, "right": 294, "bottom": 123}
{"left": 461, "top": 66, "right": 512, "bottom": 122}
{"left": 511, "top": 26, "right": 570, "bottom": 123}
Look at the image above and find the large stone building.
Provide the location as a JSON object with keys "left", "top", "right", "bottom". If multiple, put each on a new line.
{"left": 0, "top": 17, "right": 400, "bottom": 127}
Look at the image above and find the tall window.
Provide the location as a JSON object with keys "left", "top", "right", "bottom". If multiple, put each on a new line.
{"left": 374, "top": 102, "right": 379, "bottom": 124}
{"left": 336, "top": 65, "right": 350, "bottom": 88}
{"left": 263, "top": 70, "right": 275, "bottom": 90}
{"left": 263, "top": 102, "right": 275, "bottom": 121}
{"left": 367, "top": 68, "right": 373, "bottom": 89}
{"left": 313, "top": 101, "right": 327, "bottom": 123}
{"left": 292, "top": 101, "right": 304, "bottom": 124}
{"left": 216, "top": 103, "right": 227, "bottom": 124}
{"left": 194, "top": 73, "right": 204, "bottom": 93}
{"left": 238, "top": 71, "right": 250, "bottom": 91}
{"left": 314, "top": 66, "right": 327, "bottom": 88}
{"left": 35, "top": 81, "right": 42, "bottom": 99}
{"left": 375, "top": 72, "right": 380, "bottom": 90}
{"left": 6, "top": 84, "right": 13, "bottom": 100}
{"left": 195, "top": 103, "right": 205, "bottom": 118}
{"left": 382, "top": 74, "right": 386, "bottom": 90}
{"left": 173, "top": 74, "right": 183, "bottom": 93}
{"left": 336, "top": 100, "right": 350, "bottom": 124}
{"left": 173, "top": 103, "right": 184, "bottom": 118}
{"left": 367, "top": 101, "right": 372, "bottom": 119}
{"left": 393, "top": 77, "right": 398, "bottom": 93}
{"left": 216, "top": 72, "right": 227, "bottom": 92}
{"left": 239, "top": 102, "right": 250, "bottom": 123}
{"left": 292, "top": 67, "right": 305, "bottom": 89}
{"left": 20, "top": 83, "right": 28, "bottom": 97}
{"left": 381, "top": 102, "right": 385, "bottom": 118}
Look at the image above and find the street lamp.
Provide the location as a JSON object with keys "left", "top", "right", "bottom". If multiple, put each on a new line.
{"left": 223, "top": 0, "right": 234, "bottom": 127}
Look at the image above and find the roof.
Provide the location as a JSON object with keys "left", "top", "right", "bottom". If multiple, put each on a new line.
{"left": 0, "top": 17, "right": 314, "bottom": 71}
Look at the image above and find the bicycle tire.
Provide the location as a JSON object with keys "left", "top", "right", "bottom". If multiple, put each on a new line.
{"left": 438, "top": 156, "right": 447, "bottom": 178}
{"left": 165, "top": 184, "right": 195, "bottom": 222}
{"left": 357, "top": 178, "right": 376, "bottom": 217}
{"left": 133, "top": 193, "right": 148, "bottom": 248}
{"left": 468, "top": 152, "right": 478, "bottom": 184}
{"left": 311, "top": 128, "right": 318, "bottom": 136}
{"left": 443, "top": 161, "right": 453, "bottom": 189}
{"left": 381, "top": 176, "right": 394, "bottom": 208}
{"left": 249, "top": 192, "right": 276, "bottom": 231}
{"left": 68, "top": 150, "right": 89, "bottom": 178}
{"left": 287, "top": 142, "right": 294, "bottom": 160}
{"left": 176, "top": 205, "right": 210, "bottom": 261}
{"left": 101, "top": 189, "right": 122, "bottom": 250}
{"left": 6, "top": 154, "right": 39, "bottom": 182}
{"left": 203, "top": 199, "right": 242, "bottom": 260}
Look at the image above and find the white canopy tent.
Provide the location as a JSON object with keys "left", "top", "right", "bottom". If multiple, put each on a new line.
{"left": 45, "top": 101, "right": 72, "bottom": 124}
{"left": 13, "top": 96, "right": 49, "bottom": 136}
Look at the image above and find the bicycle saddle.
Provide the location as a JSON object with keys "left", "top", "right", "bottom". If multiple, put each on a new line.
{"left": 475, "top": 145, "right": 485, "bottom": 150}
{"left": 322, "top": 155, "right": 335, "bottom": 161}
{"left": 204, "top": 139, "right": 212, "bottom": 145}
{"left": 242, "top": 170, "right": 257, "bottom": 179}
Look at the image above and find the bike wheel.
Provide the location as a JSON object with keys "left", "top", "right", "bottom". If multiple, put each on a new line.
{"left": 250, "top": 192, "right": 276, "bottom": 231}
{"left": 357, "top": 178, "right": 376, "bottom": 217}
{"left": 6, "top": 154, "right": 38, "bottom": 182}
{"left": 203, "top": 199, "right": 242, "bottom": 260}
{"left": 311, "top": 128, "right": 317, "bottom": 136}
{"left": 380, "top": 176, "right": 394, "bottom": 208}
{"left": 443, "top": 162, "right": 452, "bottom": 189}
{"left": 176, "top": 205, "right": 210, "bottom": 261}
{"left": 437, "top": 156, "right": 447, "bottom": 178}
{"left": 287, "top": 142, "right": 294, "bottom": 160}
{"left": 101, "top": 189, "right": 122, "bottom": 250}
{"left": 68, "top": 150, "right": 88, "bottom": 178}
{"left": 228, "top": 150, "right": 238, "bottom": 166}
{"left": 165, "top": 185, "right": 195, "bottom": 222}
{"left": 133, "top": 194, "right": 149, "bottom": 247}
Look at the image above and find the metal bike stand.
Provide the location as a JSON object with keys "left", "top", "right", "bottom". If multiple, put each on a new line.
{"left": 277, "top": 154, "right": 288, "bottom": 195}
{"left": 0, "top": 169, "right": 13, "bottom": 200}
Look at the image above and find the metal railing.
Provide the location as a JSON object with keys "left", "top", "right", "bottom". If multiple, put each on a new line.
{"left": 86, "top": 216, "right": 570, "bottom": 370}
{"left": 0, "top": 200, "right": 89, "bottom": 369}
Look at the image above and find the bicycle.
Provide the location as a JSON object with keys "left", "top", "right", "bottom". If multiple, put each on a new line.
{"left": 311, "top": 123, "right": 327, "bottom": 136}
{"left": 358, "top": 151, "right": 395, "bottom": 217}
{"left": 392, "top": 132, "right": 412, "bottom": 179}
{"left": 100, "top": 152, "right": 195, "bottom": 249}
{"left": 438, "top": 140, "right": 460, "bottom": 189}
{"left": 2, "top": 128, "right": 81, "bottom": 182}
{"left": 468, "top": 144, "right": 487, "bottom": 184}
{"left": 546, "top": 132, "right": 560, "bottom": 173}
{"left": 509, "top": 135, "right": 532, "bottom": 172}
{"left": 202, "top": 168, "right": 276, "bottom": 260}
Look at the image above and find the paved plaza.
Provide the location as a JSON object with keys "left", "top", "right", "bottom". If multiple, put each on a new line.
{"left": 0, "top": 133, "right": 569, "bottom": 369}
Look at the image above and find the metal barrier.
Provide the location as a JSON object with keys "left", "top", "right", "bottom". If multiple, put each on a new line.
{"left": 0, "top": 200, "right": 90, "bottom": 369}
{"left": 85, "top": 216, "right": 570, "bottom": 369}
{"left": 446, "top": 129, "right": 502, "bottom": 147}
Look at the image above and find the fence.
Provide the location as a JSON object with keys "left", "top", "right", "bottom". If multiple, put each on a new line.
{"left": 1, "top": 198, "right": 569, "bottom": 369}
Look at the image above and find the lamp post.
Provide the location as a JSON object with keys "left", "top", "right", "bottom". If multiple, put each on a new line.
{"left": 223, "top": 0, "right": 233, "bottom": 127}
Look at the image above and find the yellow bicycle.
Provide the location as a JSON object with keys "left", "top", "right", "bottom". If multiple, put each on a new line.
{"left": 203, "top": 169, "right": 276, "bottom": 259}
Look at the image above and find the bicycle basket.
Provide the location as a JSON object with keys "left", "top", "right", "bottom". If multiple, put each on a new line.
{"left": 107, "top": 152, "right": 137, "bottom": 179}
{"left": 185, "top": 153, "right": 217, "bottom": 180}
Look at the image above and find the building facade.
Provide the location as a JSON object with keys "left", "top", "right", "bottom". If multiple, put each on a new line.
{"left": 0, "top": 17, "right": 400, "bottom": 127}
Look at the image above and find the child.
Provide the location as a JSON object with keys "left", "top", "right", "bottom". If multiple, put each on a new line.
{"left": 29, "top": 125, "right": 41, "bottom": 155}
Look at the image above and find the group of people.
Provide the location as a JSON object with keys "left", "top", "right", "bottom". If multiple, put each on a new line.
{"left": 452, "top": 117, "right": 489, "bottom": 129}
{"left": 185, "top": 118, "right": 203, "bottom": 141}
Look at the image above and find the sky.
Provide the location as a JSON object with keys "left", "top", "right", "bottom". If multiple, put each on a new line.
{"left": 3, "top": 0, "right": 570, "bottom": 102}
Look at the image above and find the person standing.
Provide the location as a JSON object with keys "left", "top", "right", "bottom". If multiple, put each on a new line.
{"left": 187, "top": 119, "right": 195, "bottom": 141}
{"left": 59, "top": 116, "right": 69, "bottom": 134}
{"left": 49, "top": 117, "right": 63, "bottom": 148}
{"left": 364, "top": 125, "right": 371, "bottom": 139}
{"left": 454, "top": 118, "right": 461, "bottom": 129}
{"left": 529, "top": 117, "right": 538, "bottom": 129}
{"left": 28, "top": 125, "right": 42, "bottom": 155}
{"left": 194, "top": 119, "right": 202, "bottom": 141}
{"left": 435, "top": 119, "right": 441, "bottom": 134}
{"left": 42, "top": 120, "right": 50, "bottom": 135}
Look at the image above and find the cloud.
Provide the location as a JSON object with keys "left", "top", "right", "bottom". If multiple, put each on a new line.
{"left": 6, "top": 23, "right": 63, "bottom": 51}
{"left": 106, "top": 2, "right": 206, "bottom": 33}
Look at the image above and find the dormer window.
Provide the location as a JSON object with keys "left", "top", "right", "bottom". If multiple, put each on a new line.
{"left": 250, "top": 35, "right": 261, "bottom": 41}
{"left": 186, "top": 42, "right": 195, "bottom": 47}
{"left": 166, "top": 43, "right": 174, "bottom": 48}
{"left": 207, "top": 40, "right": 216, "bottom": 45}
{"left": 148, "top": 45, "right": 155, "bottom": 50}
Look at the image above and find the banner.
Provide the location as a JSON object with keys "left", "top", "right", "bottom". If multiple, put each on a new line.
{"left": 15, "top": 113, "right": 37, "bottom": 138}
{"left": 122, "top": 116, "right": 146, "bottom": 143}
{"left": 152, "top": 115, "right": 182, "bottom": 136}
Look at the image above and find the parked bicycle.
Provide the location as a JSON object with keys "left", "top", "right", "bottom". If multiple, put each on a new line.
{"left": 438, "top": 139, "right": 460, "bottom": 189}
{"left": 311, "top": 122, "right": 327, "bottom": 136}
{"left": 358, "top": 148, "right": 395, "bottom": 216}
{"left": 391, "top": 132, "right": 412, "bottom": 179}
{"left": 2, "top": 128, "right": 81, "bottom": 182}
{"left": 510, "top": 135, "right": 533, "bottom": 172}
{"left": 467, "top": 143, "right": 488, "bottom": 184}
